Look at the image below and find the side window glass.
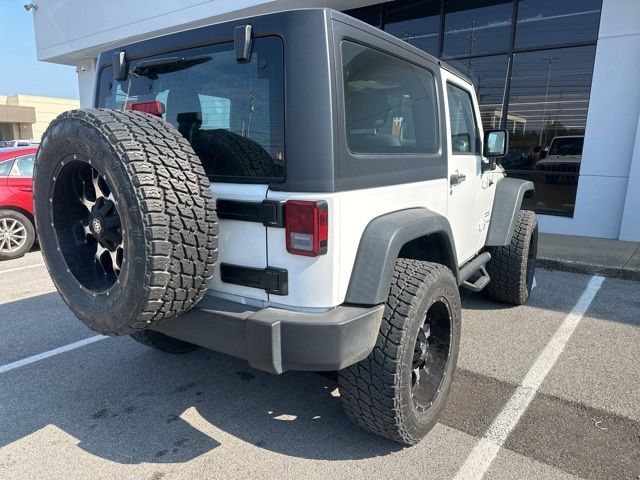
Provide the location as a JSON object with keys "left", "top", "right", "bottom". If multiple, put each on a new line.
{"left": 14, "top": 155, "right": 36, "bottom": 177}
{"left": 446, "top": 83, "right": 479, "bottom": 154}
{"left": 0, "top": 160, "right": 13, "bottom": 177}
{"left": 342, "top": 41, "right": 439, "bottom": 155}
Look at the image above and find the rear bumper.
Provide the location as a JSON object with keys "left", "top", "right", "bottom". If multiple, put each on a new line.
{"left": 152, "top": 296, "right": 385, "bottom": 374}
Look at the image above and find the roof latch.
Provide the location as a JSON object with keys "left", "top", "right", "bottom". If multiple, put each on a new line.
{"left": 234, "top": 24, "right": 253, "bottom": 62}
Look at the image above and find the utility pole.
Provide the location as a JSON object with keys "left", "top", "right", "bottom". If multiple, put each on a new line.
{"left": 465, "top": 20, "right": 476, "bottom": 73}
{"left": 539, "top": 57, "right": 559, "bottom": 147}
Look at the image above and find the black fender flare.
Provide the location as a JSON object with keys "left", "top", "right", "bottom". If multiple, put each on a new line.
{"left": 485, "top": 177, "right": 535, "bottom": 247}
{"left": 344, "top": 208, "right": 458, "bottom": 306}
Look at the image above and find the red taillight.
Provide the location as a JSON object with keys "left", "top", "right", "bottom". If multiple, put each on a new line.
{"left": 285, "top": 200, "right": 328, "bottom": 257}
{"left": 127, "top": 100, "right": 165, "bottom": 117}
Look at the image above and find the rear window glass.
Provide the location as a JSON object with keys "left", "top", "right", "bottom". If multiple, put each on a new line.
{"left": 12, "top": 155, "right": 35, "bottom": 177}
{"left": 97, "top": 36, "right": 284, "bottom": 181}
{"left": 342, "top": 41, "right": 439, "bottom": 155}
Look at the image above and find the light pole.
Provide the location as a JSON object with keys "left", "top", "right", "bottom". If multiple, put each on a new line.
{"left": 539, "top": 57, "right": 559, "bottom": 147}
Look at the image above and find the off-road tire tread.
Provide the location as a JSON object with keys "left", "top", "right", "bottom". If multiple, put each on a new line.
{"left": 338, "top": 259, "right": 456, "bottom": 445}
{"left": 38, "top": 108, "right": 218, "bottom": 335}
{"left": 194, "top": 129, "right": 282, "bottom": 178}
{"left": 484, "top": 210, "right": 537, "bottom": 305}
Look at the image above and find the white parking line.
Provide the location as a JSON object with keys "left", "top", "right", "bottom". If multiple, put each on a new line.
{"left": 454, "top": 275, "right": 605, "bottom": 480}
{"left": 0, "top": 263, "right": 46, "bottom": 274}
{"left": 0, "top": 335, "right": 107, "bottom": 374}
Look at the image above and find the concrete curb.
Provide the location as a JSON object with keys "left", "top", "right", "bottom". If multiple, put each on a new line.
{"left": 537, "top": 233, "right": 640, "bottom": 282}
{"left": 538, "top": 258, "right": 640, "bottom": 281}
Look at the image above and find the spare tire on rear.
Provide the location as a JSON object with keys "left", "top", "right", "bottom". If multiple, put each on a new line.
{"left": 34, "top": 109, "right": 218, "bottom": 335}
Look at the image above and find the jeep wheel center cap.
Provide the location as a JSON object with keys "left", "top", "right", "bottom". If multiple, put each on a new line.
{"left": 91, "top": 217, "right": 103, "bottom": 236}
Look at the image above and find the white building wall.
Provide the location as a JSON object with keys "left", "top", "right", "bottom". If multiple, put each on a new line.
{"left": 619, "top": 113, "right": 640, "bottom": 241}
{"left": 538, "top": 0, "right": 640, "bottom": 240}
{"left": 32, "top": 0, "right": 378, "bottom": 65}
{"left": 75, "top": 59, "right": 97, "bottom": 108}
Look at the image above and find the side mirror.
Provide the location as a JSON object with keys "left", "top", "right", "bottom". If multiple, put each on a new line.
{"left": 484, "top": 129, "right": 508, "bottom": 158}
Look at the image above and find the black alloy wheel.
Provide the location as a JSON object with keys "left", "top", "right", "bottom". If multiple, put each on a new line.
{"left": 52, "top": 157, "right": 124, "bottom": 293}
{"left": 411, "top": 297, "right": 453, "bottom": 412}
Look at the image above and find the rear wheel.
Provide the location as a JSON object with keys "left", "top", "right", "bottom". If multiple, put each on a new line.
{"left": 338, "top": 259, "right": 461, "bottom": 445}
{"left": 484, "top": 210, "right": 538, "bottom": 305}
{"left": 0, "top": 210, "right": 35, "bottom": 260}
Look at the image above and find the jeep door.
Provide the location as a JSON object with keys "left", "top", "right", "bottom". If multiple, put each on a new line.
{"left": 443, "top": 73, "right": 489, "bottom": 263}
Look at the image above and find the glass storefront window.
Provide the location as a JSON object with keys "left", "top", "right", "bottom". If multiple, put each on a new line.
{"left": 443, "top": 0, "right": 513, "bottom": 57}
{"left": 505, "top": 45, "right": 596, "bottom": 216}
{"left": 345, "top": 0, "right": 602, "bottom": 219}
{"left": 343, "top": 5, "right": 382, "bottom": 27}
{"left": 384, "top": 0, "right": 441, "bottom": 56}
{"left": 515, "top": 0, "right": 602, "bottom": 49}
{"left": 446, "top": 55, "right": 509, "bottom": 131}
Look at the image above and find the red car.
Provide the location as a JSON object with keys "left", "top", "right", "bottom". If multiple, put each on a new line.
{"left": 0, "top": 146, "right": 37, "bottom": 260}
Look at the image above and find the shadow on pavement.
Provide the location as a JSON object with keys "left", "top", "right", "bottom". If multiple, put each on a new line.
{"left": 0, "top": 292, "right": 94, "bottom": 365}
{"left": 585, "top": 276, "right": 640, "bottom": 327}
{"left": 460, "top": 267, "right": 593, "bottom": 315}
{"left": 0, "top": 334, "right": 402, "bottom": 464}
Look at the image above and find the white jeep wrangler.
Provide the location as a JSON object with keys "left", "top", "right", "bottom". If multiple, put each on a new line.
{"left": 34, "top": 9, "right": 537, "bottom": 445}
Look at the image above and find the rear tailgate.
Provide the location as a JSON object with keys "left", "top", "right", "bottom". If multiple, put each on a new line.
{"left": 209, "top": 183, "right": 269, "bottom": 301}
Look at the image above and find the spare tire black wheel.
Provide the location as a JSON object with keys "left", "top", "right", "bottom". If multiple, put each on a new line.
{"left": 34, "top": 109, "right": 218, "bottom": 335}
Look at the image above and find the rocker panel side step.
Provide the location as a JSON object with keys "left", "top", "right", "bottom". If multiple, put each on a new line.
{"left": 459, "top": 252, "right": 492, "bottom": 292}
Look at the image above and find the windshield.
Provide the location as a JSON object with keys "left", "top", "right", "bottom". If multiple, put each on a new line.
{"left": 548, "top": 137, "right": 584, "bottom": 156}
{"left": 97, "top": 37, "right": 284, "bottom": 181}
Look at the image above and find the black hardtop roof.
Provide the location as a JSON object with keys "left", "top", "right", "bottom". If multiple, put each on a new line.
{"left": 96, "top": 7, "right": 471, "bottom": 85}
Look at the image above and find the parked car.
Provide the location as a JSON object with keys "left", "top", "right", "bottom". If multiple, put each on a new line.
{"left": 0, "top": 146, "right": 37, "bottom": 260}
{"left": 0, "top": 140, "right": 40, "bottom": 148}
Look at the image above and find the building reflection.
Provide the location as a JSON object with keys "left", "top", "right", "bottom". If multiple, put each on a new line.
{"left": 346, "top": 0, "right": 601, "bottom": 217}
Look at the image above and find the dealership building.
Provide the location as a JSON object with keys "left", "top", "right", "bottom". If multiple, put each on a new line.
{"left": 30, "top": 0, "right": 640, "bottom": 241}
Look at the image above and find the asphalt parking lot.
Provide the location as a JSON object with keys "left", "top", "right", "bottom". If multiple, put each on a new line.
{"left": 0, "top": 251, "right": 639, "bottom": 480}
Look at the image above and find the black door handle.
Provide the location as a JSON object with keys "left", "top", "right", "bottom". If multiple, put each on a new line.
{"left": 450, "top": 171, "right": 467, "bottom": 186}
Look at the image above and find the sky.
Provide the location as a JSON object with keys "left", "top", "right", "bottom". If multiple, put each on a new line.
{"left": 0, "top": 1, "right": 79, "bottom": 99}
